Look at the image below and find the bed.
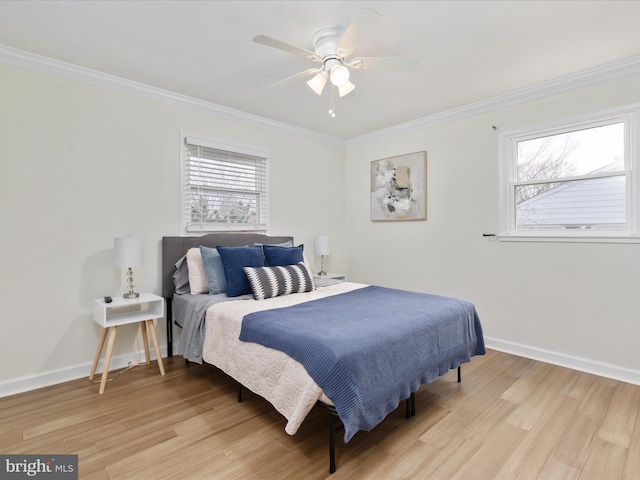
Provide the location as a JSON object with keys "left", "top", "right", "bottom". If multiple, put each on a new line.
{"left": 161, "top": 233, "right": 485, "bottom": 473}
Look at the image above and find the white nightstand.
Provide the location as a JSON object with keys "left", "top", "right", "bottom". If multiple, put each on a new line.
{"left": 89, "top": 293, "right": 165, "bottom": 394}
{"left": 314, "top": 273, "right": 346, "bottom": 281}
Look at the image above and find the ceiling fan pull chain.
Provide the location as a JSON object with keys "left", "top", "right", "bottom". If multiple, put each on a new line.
{"left": 328, "top": 86, "right": 336, "bottom": 118}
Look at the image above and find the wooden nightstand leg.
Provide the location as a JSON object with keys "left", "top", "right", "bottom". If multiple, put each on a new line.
{"left": 89, "top": 327, "right": 109, "bottom": 381}
{"left": 140, "top": 321, "right": 151, "bottom": 365}
{"left": 99, "top": 326, "right": 118, "bottom": 394}
{"left": 146, "top": 319, "right": 165, "bottom": 376}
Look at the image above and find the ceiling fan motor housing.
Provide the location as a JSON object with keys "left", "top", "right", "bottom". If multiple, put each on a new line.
{"left": 312, "top": 27, "right": 346, "bottom": 66}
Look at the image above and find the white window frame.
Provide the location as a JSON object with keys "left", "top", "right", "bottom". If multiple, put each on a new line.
{"left": 498, "top": 105, "right": 640, "bottom": 243}
{"left": 180, "top": 133, "right": 269, "bottom": 233}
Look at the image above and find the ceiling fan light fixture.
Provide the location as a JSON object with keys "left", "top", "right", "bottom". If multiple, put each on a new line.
{"left": 330, "top": 64, "right": 350, "bottom": 86}
{"left": 306, "top": 71, "right": 328, "bottom": 95}
{"left": 338, "top": 80, "right": 356, "bottom": 97}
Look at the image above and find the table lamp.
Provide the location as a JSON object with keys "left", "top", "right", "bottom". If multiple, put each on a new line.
{"left": 114, "top": 236, "right": 142, "bottom": 299}
{"left": 314, "top": 235, "right": 330, "bottom": 276}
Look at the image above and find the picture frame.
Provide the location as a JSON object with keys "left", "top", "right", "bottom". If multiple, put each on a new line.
{"left": 370, "top": 151, "right": 427, "bottom": 221}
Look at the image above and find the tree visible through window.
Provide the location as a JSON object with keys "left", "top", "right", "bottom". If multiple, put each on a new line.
{"left": 500, "top": 108, "right": 638, "bottom": 239}
{"left": 514, "top": 122, "right": 626, "bottom": 230}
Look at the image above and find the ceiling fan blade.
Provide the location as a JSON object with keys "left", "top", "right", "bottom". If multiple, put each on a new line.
{"left": 348, "top": 57, "right": 419, "bottom": 70}
{"left": 253, "top": 35, "right": 321, "bottom": 62}
{"left": 336, "top": 8, "right": 382, "bottom": 58}
{"left": 269, "top": 68, "right": 323, "bottom": 88}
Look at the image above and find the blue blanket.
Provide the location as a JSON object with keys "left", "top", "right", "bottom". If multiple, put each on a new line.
{"left": 239, "top": 286, "right": 485, "bottom": 442}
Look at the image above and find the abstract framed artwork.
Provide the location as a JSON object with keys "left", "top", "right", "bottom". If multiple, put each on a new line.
{"left": 371, "top": 151, "right": 427, "bottom": 221}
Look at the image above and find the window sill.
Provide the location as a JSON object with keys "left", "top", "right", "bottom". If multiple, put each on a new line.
{"left": 494, "top": 233, "right": 640, "bottom": 244}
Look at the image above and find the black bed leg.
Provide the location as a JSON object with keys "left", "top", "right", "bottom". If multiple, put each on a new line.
{"left": 458, "top": 366, "right": 461, "bottom": 383}
{"left": 166, "top": 298, "right": 173, "bottom": 358}
{"left": 329, "top": 413, "right": 336, "bottom": 474}
{"left": 405, "top": 392, "right": 416, "bottom": 418}
{"left": 237, "top": 384, "right": 243, "bottom": 403}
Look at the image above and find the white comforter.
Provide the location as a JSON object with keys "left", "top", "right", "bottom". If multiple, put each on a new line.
{"left": 202, "top": 282, "right": 366, "bottom": 435}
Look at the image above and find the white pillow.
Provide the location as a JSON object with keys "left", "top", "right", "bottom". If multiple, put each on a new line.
{"left": 186, "top": 247, "right": 209, "bottom": 295}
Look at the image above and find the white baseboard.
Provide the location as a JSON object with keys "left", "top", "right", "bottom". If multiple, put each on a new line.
{"left": 0, "top": 346, "right": 168, "bottom": 398}
{"left": 485, "top": 336, "right": 640, "bottom": 386}
{"left": 3, "top": 338, "right": 639, "bottom": 398}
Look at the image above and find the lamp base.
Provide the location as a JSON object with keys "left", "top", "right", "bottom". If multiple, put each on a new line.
{"left": 123, "top": 292, "right": 139, "bottom": 299}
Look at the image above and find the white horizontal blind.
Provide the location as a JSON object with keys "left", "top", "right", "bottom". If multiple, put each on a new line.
{"left": 183, "top": 138, "right": 268, "bottom": 232}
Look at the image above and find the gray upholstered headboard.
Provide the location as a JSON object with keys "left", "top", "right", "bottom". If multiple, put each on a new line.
{"left": 161, "top": 233, "right": 294, "bottom": 299}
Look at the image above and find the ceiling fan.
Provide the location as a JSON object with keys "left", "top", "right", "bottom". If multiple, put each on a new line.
{"left": 253, "top": 8, "right": 418, "bottom": 99}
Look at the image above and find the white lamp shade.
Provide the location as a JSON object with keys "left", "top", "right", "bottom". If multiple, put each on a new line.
{"left": 314, "top": 235, "right": 331, "bottom": 256}
{"left": 338, "top": 80, "right": 356, "bottom": 97}
{"left": 307, "top": 71, "right": 328, "bottom": 95}
{"left": 114, "top": 237, "right": 143, "bottom": 268}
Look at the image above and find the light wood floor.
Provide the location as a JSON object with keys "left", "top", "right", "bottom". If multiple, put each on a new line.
{"left": 1, "top": 349, "right": 639, "bottom": 479}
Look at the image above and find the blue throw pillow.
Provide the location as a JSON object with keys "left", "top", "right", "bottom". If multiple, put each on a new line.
{"left": 262, "top": 244, "right": 304, "bottom": 267}
{"left": 217, "top": 245, "right": 265, "bottom": 297}
{"left": 199, "top": 245, "right": 227, "bottom": 295}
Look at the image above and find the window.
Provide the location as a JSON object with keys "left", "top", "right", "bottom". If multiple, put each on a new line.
{"left": 499, "top": 106, "right": 639, "bottom": 242}
{"left": 181, "top": 135, "right": 269, "bottom": 233}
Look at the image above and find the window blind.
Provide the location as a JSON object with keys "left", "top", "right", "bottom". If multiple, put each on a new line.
{"left": 183, "top": 138, "right": 268, "bottom": 232}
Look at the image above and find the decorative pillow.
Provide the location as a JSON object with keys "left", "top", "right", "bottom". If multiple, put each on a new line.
{"left": 243, "top": 263, "right": 316, "bottom": 300}
{"left": 186, "top": 247, "right": 208, "bottom": 295}
{"left": 172, "top": 254, "right": 190, "bottom": 295}
{"left": 217, "top": 245, "right": 265, "bottom": 297}
{"left": 199, "top": 245, "right": 227, "bottom": 295}
{"left": 263, "top": 244, "right": 304, "bottom": 267}
{"left": 254, "top": 240, "right": 294, "bottom": 248}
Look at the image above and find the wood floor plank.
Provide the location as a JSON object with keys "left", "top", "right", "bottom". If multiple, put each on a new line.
{"left": 579, "top": 437, "right": 627, "bottom": 480}
{"left": 622, "top": 408, "right": 640, "bottom": 480}
{"left": 461, "top": 397, "right": 518, "bottom": 445}
{"left": 537, "top": 458, "right": 581, "bottom": 480}
{"left": 504, "top": 364, "right": 573, "bottom": 431}
{"left": 0, "top": 429, "right": 24, "bottom": 451}
{"left": 389, "top": 409, "right": 452, "bottom": 457}
{"left": 501, "top": 361, "right": 555, "bottom": 404}
{"left": 597, "top": 381, "right": 640, "bottom": 447}
{"left": 495, "top": 393, "right": 581, "bottom": 480}
{"left": 64, "top": 390, "right": 218, "bottom": 452}
{"left": 434, "top": 351, "right": 534, "bottom": 411}
{"left": 561, "top": 370, "right": 595, "bottom": 399}
{"left": 452, "top": 423, "right": 528, "bottom": 479}
{"left": 79, "top": 428, "right": 179, "bottom": 478}
{"left": 547, "top": 412, "right": 600, "bottom": 471}
{"left": 374, "top": 441, "right": 440, "bottom": 479}
{"left": 577, "top": 375, "right": 618, "bottom": 421}
{"left": 415, "top": 438, "right": 482, "bottom": 480}
{"left": 1, "top": 353, "right": 639, "bottom": 479}
{"left": 419, "top": 358, "right": 530, "bottom": 449}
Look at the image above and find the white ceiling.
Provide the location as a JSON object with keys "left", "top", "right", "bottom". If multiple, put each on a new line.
{"left": 2, "top": 1, "right": 640, "bottom": 140}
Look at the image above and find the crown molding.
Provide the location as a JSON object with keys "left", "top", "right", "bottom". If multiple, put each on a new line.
{"left": 3, "top": 43, "right": 640, "bottom": 151}
{"left": 346, "top": 54, "right": 640, "bottom": 149}
{"left": 0, "top": 44, "right": 344, "bottom": 148}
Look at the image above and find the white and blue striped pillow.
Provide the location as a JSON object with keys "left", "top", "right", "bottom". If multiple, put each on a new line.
{"left": 243, "top": 263, "right": 315, "bottom": 300}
